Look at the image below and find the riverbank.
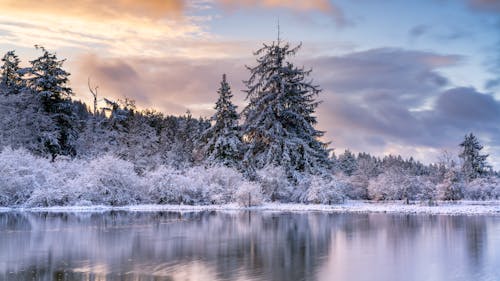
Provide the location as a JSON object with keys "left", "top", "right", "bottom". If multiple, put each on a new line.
{"left": 1, "top": 200, "right": 499, "bottom": 215}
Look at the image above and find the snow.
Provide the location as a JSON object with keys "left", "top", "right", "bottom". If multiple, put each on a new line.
{"left": 2, "top": 201, "right": 498, "bottom": 215}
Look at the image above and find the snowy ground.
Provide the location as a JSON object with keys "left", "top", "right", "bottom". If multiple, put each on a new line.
{"left": 1, "top": 201, "right": 499, "bottom": 215}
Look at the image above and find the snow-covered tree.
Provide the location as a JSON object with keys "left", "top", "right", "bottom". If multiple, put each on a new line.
{"left": 0, "top": 51, "right": 24, "bottom": 95}
{"left": 242, "top": 40, "right": 330, "bottom": 177}
{"left": 303, "top": 175, "right": 346, "bottom": 204}
{"left": 368, "top": 168, "right": 422, "bottom": 203}
{"left": 0, "top": 88, "right": 58, "bottom": 156}
{"left": 200, "top": 74, "right": 242, "bottom": 167}
{"left": 437, "top": 168, "right": 464, "bottom": 200}
{"left": 28, "top": 46, "right": 78, "bottom": 159}
{"left": 338, "top": 149, "right": 358, "bottom": 176}
{"left": 459, "top": 133, "right": 489, "bottom": 181}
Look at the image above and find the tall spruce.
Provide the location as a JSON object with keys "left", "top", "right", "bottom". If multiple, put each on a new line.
{"left": 201, "top": 74, "right": 242, "bottom": 167}
{"left": 28, "top": 45, "right": 78, "bottom": 159}
{"left": 242, "top": 40, "right": 330, "bottom": 177}
{"left": 459, "top": 133, "right": 489, "bottom": 181}
{"left": 0, "top": 50, "right": 24, "bottom": 95}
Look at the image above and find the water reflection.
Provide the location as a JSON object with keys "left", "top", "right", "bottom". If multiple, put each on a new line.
{"left": 0, "top": 211, "right": 498, "bottom": 281}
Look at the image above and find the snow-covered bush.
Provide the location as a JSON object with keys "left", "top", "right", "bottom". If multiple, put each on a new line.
{"left": 463, "top": 177, "right": 500, "bottom": 200}
{"left": 145, "top": 165, "right": 245, "bottom": 205}
{"left": 417, "top": 177, "right": 438, "bottom": 203}
{"left": 436, "top": 169, "right": 464, "bottom": 201}
{"left": 257, "top": 166, "right": 292, "bottom": 202}
{"left": 303, "top": 175, "right": 346, "bottom": 204}
{"left": 234, "top": 181, "right": 263, "bottom": 207}
{"left": 0, "top": 148, "right": 56, "bottom": 206}
{"left": 144, "top": 166, "right": 182, "bottom": 204}
{"left": 368, "top": 169, "right": 423, "bottom": 202}
{"left": 201, "top": 166, "right": 243, "bottom": 204}
{"left": 26, "top": 156, "right": 85, "bottom": 207}
{"left": 65, "top": 155, "right": 145, "bottom": 206}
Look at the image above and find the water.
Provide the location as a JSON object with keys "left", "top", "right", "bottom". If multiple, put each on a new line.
{"left": 0, "top": 211, "right": 499, "bottom": 281}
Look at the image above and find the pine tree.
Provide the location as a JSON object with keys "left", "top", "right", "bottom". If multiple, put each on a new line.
{"left": 459, "top": 133, "right": 489, "bottom": 181}
{"left": 242, "top": 40, "right": 330, "bottom": 177}
{"left": 200, "top": 74, "right": 242, "bottom": 167}
{"left": 0, "top": 50, "right": 24, "bottom": 95}
{"left": 338, "top": 149, "right": 358, "bottom": 176}
{"left": 28, "top": 45, "right": 78, "bottom": 159}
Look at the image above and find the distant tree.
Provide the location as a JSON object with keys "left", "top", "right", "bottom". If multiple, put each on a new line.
{"left": 437, "top": 168, "right": 464, "bottom": 200}
{"left": 242, "top": 40, "right": 330, "bottom": 178}
{"left": 200, "top": 74, "right": 242, "bottom": 168}
{"left": 28, "top": 45, "right": 78, "bottom": 159}
{"left": 0, "top": 50, "right": 24, "bottom": 95}
{"left": 338, "top": 149, "right": 358, "bottom": 176}
{"left": 459, "top": 133, "right": 489, "bottom": 181}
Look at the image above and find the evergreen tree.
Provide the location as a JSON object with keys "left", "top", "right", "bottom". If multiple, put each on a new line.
{"left": 242, "top": 40, "right": 330, "bottom": 177}
{"left": 338, "top": 149, "right": 358, "bottom": 176}
{"left": 459, "top": 133, "right": 489, "bottom": 181}
{"left": 0, "top": 50, "right": 24, "bottom": 95}
{"left": 28, "top": 45, "right": 78, "bottom": 159}
{"left": 200, "top": 74, "right": 242, "bottom": 167}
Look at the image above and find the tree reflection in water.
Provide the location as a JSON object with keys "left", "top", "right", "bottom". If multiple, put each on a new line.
{"left": 0, "top": 211, "right": 498, "bottom": 281}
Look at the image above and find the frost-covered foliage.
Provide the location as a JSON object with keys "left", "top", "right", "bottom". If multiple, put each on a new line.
{"left": 437, "top": 169, "right": 465, "bottom": 201}
{"left": 0, "top": 50, "right": 24, "bottom": 95}
{"left": 0, "top": 48, "right": 499, "bottom": 207}
{"left": 367, "top": 168, "right": 435, "bottom": 202}
{"left": 234, "top": 182, "right": 264, "bottom": 207}
{"left": 0, "top": 148, "right": 54, "bottom": 206}
{"left": 337, "top": 150, "right": 358, "bottom": 176}
{"left": 27, "top": 46, "right": 78, "bottom": 159}
{"left": 256, "top": 166, "right": 293, "bottom": 202}
{"left": 67, "top": 155, "right": 145, "bottom": 206}
{"left": 463, "top": 177, "right": 500, "bottom": 200}
{"left": 146, "top": 165, "right": 244, "bottom": 205}
{"left": 0, "top": 147, "right": 498, "bottom": 207}
{"left": 242, "top": 40, "right": 330, "bottom": 177}
{"left": 302, "top": 175, "right": 346, "bottom": 204}
{"left": 459, "top": 133, "right": 489, "bottom": 181}
{"left": 199, "top": 74, "right": 242, "bottom": 168}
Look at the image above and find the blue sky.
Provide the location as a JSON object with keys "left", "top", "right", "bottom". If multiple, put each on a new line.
{"left": 0, "top": 0, "right": 499, "bottom": 167}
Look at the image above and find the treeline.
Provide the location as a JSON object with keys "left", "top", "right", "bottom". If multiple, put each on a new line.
{"left": 0, "top": 42, "right": 498, "bottom": 207}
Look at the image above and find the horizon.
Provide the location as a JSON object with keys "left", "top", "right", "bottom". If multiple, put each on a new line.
{"left": 0, "top": 0, "right": 499, "bottom": 168}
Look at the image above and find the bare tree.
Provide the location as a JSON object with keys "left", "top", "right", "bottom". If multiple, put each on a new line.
{"left": 88, "top": 77, "right": 99, "bottom": 116}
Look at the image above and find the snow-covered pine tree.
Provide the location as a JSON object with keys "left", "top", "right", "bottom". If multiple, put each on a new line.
{"left": 27, "top": 45, "right": 78, "bottom": 159}
{"left": 200, "top": 74, "right": 242, "bottom": 167}
{"left": 459, "top": 133, "right": 489, "bottom": 181}
{"left": 242, "top": 40, "right": 330, "bottom": 178}
{"left": 0, "top": 50, "right": 24, "bottom": 95}
{"left": 338, "top": 149, "right": 358, "bottom": 176}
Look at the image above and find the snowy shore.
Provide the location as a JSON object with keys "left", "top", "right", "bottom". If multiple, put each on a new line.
{"left": 1, "top": 201, "right": 499, "bottom": 215}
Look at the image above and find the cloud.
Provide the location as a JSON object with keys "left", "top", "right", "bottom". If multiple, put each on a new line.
{"left": 73, "top": 53, "right": 252, "bottom": 117}
{"left": 215, "top": 0, "right": 348, "bottom": 26}
{"left": 302, "top": 48, "right": 499, "bottom": 166}
{"left": 409, "top": 25, "right": 430, "bottom": 39}
{"left": 466, "top": 0, "right": 500, "bottom": 13}
{"left": 435, "top": 87, "right": 500, "bottom": 122}
{"left": 0, "top": 0, "right": 208, "bottom": 58}
{"left": 307, "top": 48, "right": 460, "bottom": 108}
{"left": 0, "top": 0, "right": 185, "bottom": 20}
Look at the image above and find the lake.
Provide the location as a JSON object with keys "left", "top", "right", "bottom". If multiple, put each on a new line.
{"left": 0, "top": 211, "right": 499, "bottom": 281}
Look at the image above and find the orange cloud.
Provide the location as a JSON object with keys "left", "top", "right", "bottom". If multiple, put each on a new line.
{"left": 0, "top": 0, "right": 185, "bottom": 20}
{"left": 0, "top": 0, "right": 210, "bottom": 57}
{"left": 216, "top": 0, "right": 347, "bottom": 25}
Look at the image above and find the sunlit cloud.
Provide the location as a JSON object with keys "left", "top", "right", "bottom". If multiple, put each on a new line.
{"left": 215, "top": 0, "right": 348, "bottom": 26}
{"left": 0, "top": 0, "right": 211, "bottom": 58}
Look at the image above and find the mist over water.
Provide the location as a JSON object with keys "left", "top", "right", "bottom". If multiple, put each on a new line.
{"left": 0, "top": 211, "right": 499, "bottom": 281}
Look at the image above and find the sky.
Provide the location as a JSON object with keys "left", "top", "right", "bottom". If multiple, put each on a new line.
{"left": 0, "top": 0, "right": 499, "bottom": 168}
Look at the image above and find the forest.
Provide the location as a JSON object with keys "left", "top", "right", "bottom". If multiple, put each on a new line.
{"left": 0, "top": 42, "right": 499, "bottom": 207}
